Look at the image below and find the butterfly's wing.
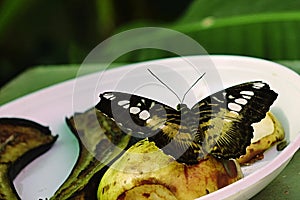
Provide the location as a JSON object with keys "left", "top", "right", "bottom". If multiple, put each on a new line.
{"left": 96, "top": 92, "right": 177, "bottom": 138}
{"left": 96, "top": 92, "right": 200, "bottom": 163}
{"left": 192, "top": 81, "right": 278, "bottom": 159}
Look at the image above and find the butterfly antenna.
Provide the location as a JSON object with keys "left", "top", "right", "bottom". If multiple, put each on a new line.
{"left": 147, "top": 69, "right": 181, "bottom": 102}
{"left": 181, "top": 72, "right": 206, "bottom": 104}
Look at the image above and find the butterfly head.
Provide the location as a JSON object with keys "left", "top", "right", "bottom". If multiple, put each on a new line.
{"left": 176, "top": 103, "right": 189, "bottom": 112}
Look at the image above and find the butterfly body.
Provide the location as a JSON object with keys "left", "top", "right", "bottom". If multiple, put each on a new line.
{"left": 96, "top": 81, "right": 278, "bottom": 164}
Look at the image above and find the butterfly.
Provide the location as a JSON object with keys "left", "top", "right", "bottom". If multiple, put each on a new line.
{"left": 95, "top": 78, "right": 278, "bottom": 164}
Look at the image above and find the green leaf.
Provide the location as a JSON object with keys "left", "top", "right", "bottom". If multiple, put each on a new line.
{"left": 178, "top": 0, "right": 300, "bottom": 23}
{"left": 172, "top": 0, "right": 300, "bottom": 60}
{"left": 109, "top": 0, "right": 300, "bottom": 62}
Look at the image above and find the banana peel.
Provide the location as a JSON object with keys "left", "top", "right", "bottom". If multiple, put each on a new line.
{"left": 50, "top": 108, "right": 130, "bottom": 200}
{"left": 0, "top": 118, "right": 57, "bottom": 200}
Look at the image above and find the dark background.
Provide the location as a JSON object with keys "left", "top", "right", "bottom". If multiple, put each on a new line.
{"left": 0, "top": 0, "right": 192, "bottom": 87}
{"left": 1, "top": 0, "right": 300, "bottom": 87}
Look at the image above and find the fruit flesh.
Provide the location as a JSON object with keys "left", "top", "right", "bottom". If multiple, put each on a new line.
{"left": 98, "top": 139, "right": 242, "bottom": 200}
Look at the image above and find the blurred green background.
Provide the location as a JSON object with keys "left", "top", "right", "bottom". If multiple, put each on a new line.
{"left": 1, "top": 0, "right": 300, "bottom": 87}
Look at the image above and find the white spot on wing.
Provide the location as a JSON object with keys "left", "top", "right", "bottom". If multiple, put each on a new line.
{"left": 228, "top": 102, "right": 242, "bottom": 112}
{"left": 242, "top": 95, "right": 251, "bottom": 100}
{"left": 253, "top": 82, "right": 265, "bottom": 89}
{"left": 118, "top": 100, "right": 130, "bottom": 109}
{"left": 150, "top": 102, "right": 156, "bottom": 109}
{"left": 130, "top": 107, "right": 140, "bottom": 114}
{"left": 235, "top": 98, "right": 248, "bottom": 105}
{"left": 126, "top": 128, "right": 132, "bottom": 132}
{"left": 123, "top": 104, "right": 130, "bottom": 109}
{"left": 212, "top": 96, "right": 224, "bottom": 103}
{"left": 118, "top": 100, "right": 130, "bottom": 106}
{"left": 228, "top": 95, "right": 235, "bottom": 99}
{"left": 103, "top": 93, "right": 116, "bottom": 100}
{"left": 139, "top": 110, "right": 150, "bottom": 120}
{"left": 240, "top": 91, "right": 254, "bottom": 96}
